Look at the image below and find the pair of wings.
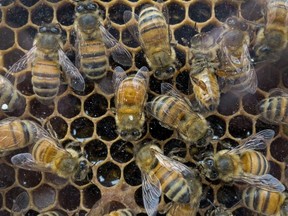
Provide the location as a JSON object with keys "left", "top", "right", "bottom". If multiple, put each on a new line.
{"left": 141, "top": 148, "right": 195, "bottom": 216}
{"left": 220, "top": 129, "right": 285, "bottom": 192}
{"left": 7, "top": 46, "right": 85, "bottom": 92}
{"left": 257, "top": 88, "right": 288, "bottom": 125}
{"left": 113, "top": 66, "right": 150, "bottom": 93}
{"left": 75, "top": 24, "right": 132, "bottom": 68}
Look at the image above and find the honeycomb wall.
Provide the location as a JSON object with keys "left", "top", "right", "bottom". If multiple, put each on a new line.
{"left": 0, "top": 0, "right": 287, "bottom": 215}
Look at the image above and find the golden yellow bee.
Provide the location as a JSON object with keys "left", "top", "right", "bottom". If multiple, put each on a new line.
{"left": 0, "top": 118, "right": 45, "bottom": 157}
{"left": 242, "top": 187, "right": 288, "bottom": 215}
{"left": 217, "top": 16, "right": 257, "bottom": 95}
{"left": 7, "top": 24, "right": 85, "bottom": 105}
{"left": 74, "top": 1, "right": 132, "bottom": 80}
{"left": 11, "top": 137, "right": 90, "bottom": 181}
{"left": 147, "top": 83, "right": 212, "bottom": 147}
{"left": 199, "top": 129, "right": 285, "bottom": 192}
{"left": 124, "top": 5, "right": 177, "bottom": 80}
{"left": 114, "top": 66, "right": 149, "bottom": 141}
{"left": 254, "top": 0, "right": 288, "bottom": 62}
{"left": 135, "top": 142, "right": 199, "bottom": 216}
{"left": 189, "top": 31, "right": 221, "bottom": 111}
{"left": 257, "top": 88, "right": 288, "bottom": 125}
{"left": 0, "top": 75, "right": 25, "bottom": 112}
{"left": 103, "top": 209, "right": 135, "bottom": 216}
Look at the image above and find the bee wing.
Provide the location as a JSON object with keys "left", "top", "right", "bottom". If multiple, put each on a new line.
{"left": 228, "top": 129, "right": 275, "bottom": 154}
{"left": 123, "top": 10, "right": 141, "bottom": 45}
{"left": 58, "top": 49, "right": 85, "bottom": 92}
{"left": 268, "top": 88, "right": 288, "bottom": 97}
{"left": 7, "top": 46, "right": 37, "bottom": 83}
{"left": 99, "top": 25, "right": 132, "bottom": 67}
{"left": 12, "top": 191, "right": 29, "bottom": 213}
{"left": 113, "top": 66, "right": 127, "bottom": 92}
{"left": 133, "top": 66, "right": 150, "bottom": 86}
{"left": 11, "top": 153, "right": 52, "bottom": 173}
{"left": 235, "top": 174, "right": 285, "bottom": 192}
{"left": 142, "top": 172, "right": 161, "bottom": 216}
{"left": 154, "top": 151, "right": 195, "bottom": 177}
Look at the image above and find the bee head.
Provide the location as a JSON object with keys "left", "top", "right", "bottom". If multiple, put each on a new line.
{"left": 154, "top": 66, "right": 175, "bottom": 80}
{"left": 119, "top": 129, "right": 142, "bottom": 141}
{"left": 73, "top": 157, "right": 90, "bottom": 181}
{"left": 196, "top": 127, "right": 213, "bottom": 148}
{"left": 201, "top": 157, "right": 219, "bottom": 181}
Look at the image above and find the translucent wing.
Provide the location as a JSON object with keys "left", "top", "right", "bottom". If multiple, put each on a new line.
{"left": 268, "top": 88, "right": 288, "bottom": 97}
{"left": 234, "top": 174, "right": 285, "bottom": 192}
{"left": 133, "top": 66, "right": 150, "bottom": 87}
{"left": 58, "top": 49, "right": 85, "bottom": 92}
{"left": 99, "top": 25, "right": 132, "bottom": 66}
{"left": 113, "top": 66, "right": 127, "bottom": 92}
{"left": 228, "top": 129, "right": 275, "bottom": 154}
{"left": 154, "top": 150, "right": 195, "bottom": 177}
{"left": 11, "top": 153, "right": 52, "bottom": 173}
{"left": 8, "top": 46, "right": 37, "bottom": 73}
{"left": 142, "top": 173, "right": 161, "bottom": 216}
{"left": 123, "top": 10, "right": 141, "bottom": 45}
{"left": 12, "top": 191, "right": 29, "bottom": 213}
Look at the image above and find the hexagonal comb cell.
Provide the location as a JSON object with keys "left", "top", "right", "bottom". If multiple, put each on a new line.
{"left": 31, "top": 4, "right": 54, "bottom": 25}
{"left": 0, "top": 27, "right": 14, "bottom": 50}
{"left": 6, "top": 6, "right": 28, "bottom": 28}
{"left": 97, "top": 162, "right": 121, "bottom": 187}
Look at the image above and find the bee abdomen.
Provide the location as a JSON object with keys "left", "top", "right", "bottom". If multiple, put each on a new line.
{"left": 107, "top": 209, "right": 135, "bottom": 216}
{"left": 242, "top": 187, "right": 284, "bottom": 215}
{"left": 154, "top": 164, "right": 190, "bottom": 203}
{"left": 241, "top": 151, "right": 269, "bottom": 175}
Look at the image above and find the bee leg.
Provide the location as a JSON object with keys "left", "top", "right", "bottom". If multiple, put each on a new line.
{"left": 158, "top": 202, "right": 173, "bottom": 214}
{"left": 217, "top": 140, "right": 233, "bottom": 150}
{"left": 167, "top": 148, "right": 187, "bottom": 163}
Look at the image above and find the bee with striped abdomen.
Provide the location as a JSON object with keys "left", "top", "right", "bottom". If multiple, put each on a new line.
{"left": 7, "top": 24, "right": 85, "bottom": 105}
{"left": 124, "top": 4, "right": 177, "bottom": 80}
{"left": 0, "top": 118, "right": 46, "bottom": 157}
{"left": 257, "top": 88, "right": 288, "bottom": 125}
{"left": 242, "top": 187, "right": 288, "bottom": 215}
{"left": 189, "top": 31, "right": 221, "bottom": 111}
{"left": 114, "top": 66, "right": 149, "bottom": 141}
{"left": 11, "top": 136, "right": 90, "bottom": 181}
{"left": 217, "top": 16, "right": 257, "bottom": 95}
{"left": 254, "top": 0, "right": 288, "bottom": 62}
{"left": 146, "top": 83, "right": 212, "bottom": 147}
{"left": 0, "top": 75, "right": 25, "bottom": 112}
{"left": 104, "top": 209, "right": 135, "bottom": 216}
{"left": 74, "top": 0, "right": 132, "bottom": 80}
{"left": 135, "top": 143, "right": 197, "bottom": 216}
{"left": 199, "top": 129, "right": 285, "bottom": 192}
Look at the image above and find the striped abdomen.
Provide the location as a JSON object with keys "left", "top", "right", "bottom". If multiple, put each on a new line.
{"left": 139, "top": 6, "right": 171, "bottom": 67}
{"left": 106, "top": 209, "right": 135, "bottom": 216}
{"left": 32, "top": 59, "right": 60, "bottom": 105}
{"left": 242, "top": 187, "right": 285, "bottom": 215}
{"left": 0, "top": 76, "right": 25, "bottom": 112}
{"left": 0, "top": 119, "right": 39, "bottom": 151}
{"left": 240, "top": 150, "right": 269, "bottom": 176}
{"left": 150, "top": 160, "right": 191, "bottom": 203}
{"left": 258, "top": 96, "right": 288, "bottom": 124}
{"left": 79, "top": 39, "right": 108, "bottom": 80}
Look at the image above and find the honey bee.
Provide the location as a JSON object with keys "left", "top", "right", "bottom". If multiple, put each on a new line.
{"left": 74, "top": 0, "right": 132, "bottom": 80}
{"left": 7, "top": 24, "right": 85, "bottom": 105}
{"left": 189, "top": 31, "right": 221, "bottom": 111}
{"left": 0, "top": 75, "right": 25, "bottom": 112}
{"left": 123, "top": 4, "right": 177, "bottom": 80}
{"left": 114, "top": 66, "right": 149, "bottom": 141}
{"left": 0, "top": 118, "right": 46, "bottom": 157}
{"left": 242, "top": 187, "right": 288, "bottom": 215}
{"left": 254, "top": 0, "right": 288, "bottom": 62}
{"left": 217, "top": 16, "right": 257, "bottom": 95}
{"left": 257, "top": 88, "right": 288, "bottom": 125}
{"left": 207, "top": 206, "right": 233, "bottom": 216}
{"left": 104, "top": 209, "right": 135, "bottom": 216}
{"left": 11, "top": 137, "right": 90, "bottom": 181}
{"left": 199, "top": 129, "right": 285, "bottom": 192}
{"left": 135, "top": 142, "right": 200, "bottom": 216}
{"left": 146, "top": 83, "right": 212, "bottom": 147}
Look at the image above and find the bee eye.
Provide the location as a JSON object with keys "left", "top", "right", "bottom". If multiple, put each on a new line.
{"left": 209, "top": 168, "right": 219, "bottom": 180}
{"left": 120, "top": 131, "right": 128, "bottom": 137}
{"left": 166, "top": 66, "right": 175, "bottom": 74}
{"left": 260, "top": 46, "right": 271, "bottom": 53}
{"left": 79, "top": 160, "right": 87, "bottom": 169}
{"left": 87, "top": 3, "right": 97, "bottom": 11}
{"left": 76, "top": 4, "right": 85, "bottom": 12}
{"left": 204, "top": 158, "right": 214, "bottom": 167}
{"left": 39, "top": 26, "right": 47, "bottom": 33}
{"left": 155, "top": 70, "right": 161, "bottom": 77}
{"left": 132, "top": 130, "right": 140, "bottom": 137}
{"left": 50, "top": 27, "right": 60, "bottom": 34}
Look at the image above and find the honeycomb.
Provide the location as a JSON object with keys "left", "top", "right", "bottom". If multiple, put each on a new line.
{"left": 0, "top": 0, "right": 287, "bottom": 215}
